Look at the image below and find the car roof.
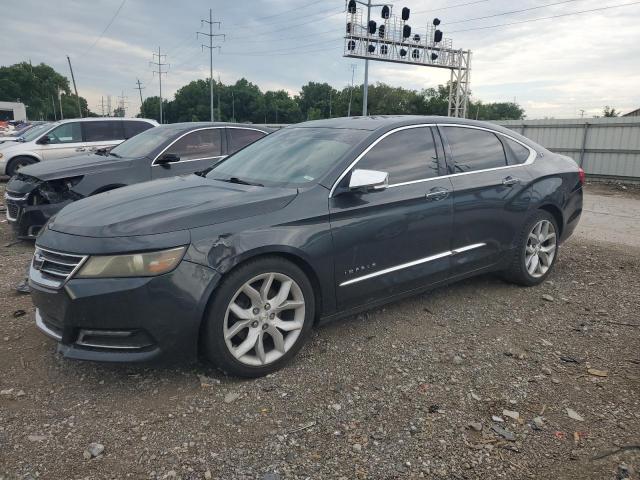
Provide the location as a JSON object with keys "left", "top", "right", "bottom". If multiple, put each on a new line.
{"left": 153, "top": 122, "right": 273, "bottom": 133}
{"left": 289, "top": 115, "right": 508, "bottom": 132}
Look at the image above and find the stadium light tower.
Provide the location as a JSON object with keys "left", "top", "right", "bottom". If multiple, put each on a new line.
{"left": 344, "top": 1, "right": 472, "bottom": 117}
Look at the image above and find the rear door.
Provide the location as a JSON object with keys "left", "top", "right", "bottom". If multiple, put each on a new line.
{"left": 40, "top": 122, "right": 85, "bottom": 160}
{"left": 329, "top": 125, "right": 453, "bottom": 310}
{"left": 82, "top": 120, "right": 125, "bottom": 154}
{"left": 151, "top": 128, "right": 225, "bottom": 179}
{"left": 226, "top": 127, "right": 267, "bottom": 155}
{"left": 439, "top": 125, "right": 534, "bottom": 275}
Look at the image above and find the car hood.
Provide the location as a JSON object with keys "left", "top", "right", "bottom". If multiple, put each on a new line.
{"left": 19, "top": 154, "right": 138, "bottom": 181}
{"left": 48, "top": 174, "right": 298, "bottom": 238}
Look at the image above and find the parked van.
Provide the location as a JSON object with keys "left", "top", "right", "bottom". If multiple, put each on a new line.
{"left": 0, "top": 117, "right": 158, "bottom": 176}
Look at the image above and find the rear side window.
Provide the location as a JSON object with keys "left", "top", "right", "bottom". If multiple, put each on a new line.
{"left": 83, "top": 121, "right": 124, "bottom": 142}
{"left": 165, "top": 128, "right": 222, "bottom": 161}
{"left": 443, "top": 126, "right": 507, "bottom": 173}
{"left": 46, "top": 122, "right": 82, "bottom": 144}
{"left": 501, "top": 136, "right": 531, "bottom": 165}
{"left": 357, "top": 127, "right": 439, "bottom": 184}
{"left": 124, "top": 121, "right": 154, "bottom": 139}
{"left": 228, "top": 128, "right": 266, "bottom": 154}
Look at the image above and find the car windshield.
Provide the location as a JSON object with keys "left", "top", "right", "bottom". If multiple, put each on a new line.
{"left": 208, "top": 127, "right": 367, "bottom": 187}
{"left": 20, "top": 123, "right": 52, "bottom": 142}
{"left": 109, "top": 126, "right": 177, "bottom": 158}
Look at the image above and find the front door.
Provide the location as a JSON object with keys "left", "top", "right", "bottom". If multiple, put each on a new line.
{"left": 329, "top": 126, "right": 453, "bottom": 310}
{"left": 152, "top": 128, "right": 226, "bottom": 179}
{"left": 40, "top": 122, "right": 85, "bottom": 160}
{"left": 438, "top": 125, "right": 534, "bottom": 275}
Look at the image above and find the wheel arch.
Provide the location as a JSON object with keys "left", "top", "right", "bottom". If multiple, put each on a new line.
{"left": 6, "top": 154, "right": 40, "bottom": 174}
{"left": 538, "top": 203, "right": 564, "bottom": 238}
{"left": 196, "top": 247, "right": 325, "bottom": 358}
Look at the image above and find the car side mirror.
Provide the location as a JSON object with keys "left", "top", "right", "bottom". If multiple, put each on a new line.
{"left": 156, "top": 153, "right": 180, "bottom": 169}
{"left": 348, "top": 169, "right": 389, "bottom": 192}
{"left": 37, "top": 135, "right": 51, "bottom": 145}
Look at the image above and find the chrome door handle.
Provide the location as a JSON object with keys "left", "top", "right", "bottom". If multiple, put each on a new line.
{"left": 502, "top": 176, "right": 520, "bottom": 186}
{"left": 75, "top": 147, "right": 86, "bottom": 152}
{"left": 426, "top": 188, "right": 450, "bottom": 201}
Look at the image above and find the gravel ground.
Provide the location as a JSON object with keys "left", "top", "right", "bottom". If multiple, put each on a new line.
{"left": 0, "top": 182, "right": 639, "bottom": 480}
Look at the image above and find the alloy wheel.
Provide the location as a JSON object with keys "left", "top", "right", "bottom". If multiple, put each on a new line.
{"left": 525, "top": 219, "right": 557, "bottom": 278}
{"left": 223, "top": 272, "right": 306, "bottom": 366}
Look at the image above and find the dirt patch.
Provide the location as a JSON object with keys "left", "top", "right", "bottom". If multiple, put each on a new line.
{"left": 0, "top": 181, "right": 639, "bottom": 479}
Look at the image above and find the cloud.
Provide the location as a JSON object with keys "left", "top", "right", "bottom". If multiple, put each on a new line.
{"left": 1, "top": 0, "right": 639, "bottom": 118}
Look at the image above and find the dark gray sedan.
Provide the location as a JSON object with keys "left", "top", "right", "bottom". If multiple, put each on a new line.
{"left": 4, "top": 122, "right": 270, "bottom": 238}
{"left": 28, "top": 116, "right": 583, "bottom": 377}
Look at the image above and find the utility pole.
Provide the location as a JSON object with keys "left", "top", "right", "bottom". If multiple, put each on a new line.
{"left": 66, "top": 55, "right": 82, "bottom": 117}
{"left": 118, "top": 90, "right": 128, "bottom": 117}
{"left": 347, "top": 64, "right": 357, "bottom": 117}
{"left": 328, "top": 90, "right": 332, "bottom": 118}
{"left": 135, "top": 79, "right": 145, "bottom": 117}
{"left": 51, "top": 96, "right": 57, "bottom": 121}
{"left": 107, "top": 95, "right": 112, "bottom": 117}
{"left": 217, "top": 75, "right": 221, "bottom": 122}
{"left": 58, "top": 90, "right": 64, "bottom": 120}
{"left": 579, "top": 109, "right": 585, "bottom": 118}
{"left": 198, "top": 8, "right": 224, "bottom": 122}
{"left": 231, "top": 90, "right": 235, "bottom": 122}
{"left": 150, "top": 47, "right": 168, "bottom": 123}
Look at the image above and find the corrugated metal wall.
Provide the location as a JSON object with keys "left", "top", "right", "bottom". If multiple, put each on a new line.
{"left": 494, "top": 117, "right": 640, "bottom": 180}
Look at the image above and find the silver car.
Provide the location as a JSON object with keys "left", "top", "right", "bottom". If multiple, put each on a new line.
{"left": 0, "top": 117, "right": 158, "bottom": 176}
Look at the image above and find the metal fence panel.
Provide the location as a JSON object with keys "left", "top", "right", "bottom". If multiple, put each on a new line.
{"left": 494, "top": 117, "right": 640, "bottom": 180}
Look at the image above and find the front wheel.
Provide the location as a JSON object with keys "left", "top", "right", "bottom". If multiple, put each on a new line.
{"left": 503, "top": 210, "right": 559, "bottom": 286}
{"left": 203, "top": 257, "right": 315, "bottom": 377}
{"left": 6, "top": 156, "right": 37, "bottom": 177}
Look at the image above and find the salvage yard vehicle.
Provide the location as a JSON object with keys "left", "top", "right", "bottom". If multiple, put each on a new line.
{"left": 29, "top": 116, "right": 583, "bottom": 377}
{"left": 4, "top": 122, "right": 270, "bottom": 238}
{"left": 0, "top": 117, "right": 158, "bottom": 177}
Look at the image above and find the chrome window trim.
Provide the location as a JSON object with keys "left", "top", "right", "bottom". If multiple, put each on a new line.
{"left": 152, "top": 127, "right": 224, "bottom": 166}
{"left": 151, "top": 126, "right": 266, "bottom": 167}
{"left": 329, "top": 123, "right": 536, "bottom": 197}
{"left": 339, "top": 242, "right": 486, "bottom": 287}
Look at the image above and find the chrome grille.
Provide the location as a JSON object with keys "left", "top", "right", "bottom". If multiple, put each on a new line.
{"left": 32, "top": 247, "right": 87, "bottom": 285}
{"left": 5, "top": 201, "right": 19, "bottom": 221}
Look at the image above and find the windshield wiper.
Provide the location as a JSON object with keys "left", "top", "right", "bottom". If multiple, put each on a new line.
{"left": 216, "top": 176, "right": 264, "bottom": 187}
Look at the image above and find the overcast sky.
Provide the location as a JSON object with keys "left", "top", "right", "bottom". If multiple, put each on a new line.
{"left": 2, "top": 0, "right": 639, "bottom": 119}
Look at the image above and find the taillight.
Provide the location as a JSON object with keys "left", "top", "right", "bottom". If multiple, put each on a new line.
{"left": 578, "top": 167, "right": 585, "bottom": 185}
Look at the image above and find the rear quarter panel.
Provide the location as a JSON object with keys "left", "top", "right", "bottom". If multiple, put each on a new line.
{"left": 525, "top": 152, "right": 583, "bottom": 242}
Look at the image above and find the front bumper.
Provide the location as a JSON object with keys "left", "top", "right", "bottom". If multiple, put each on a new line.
{"left": 30, "top": 259, "right": 221, "bottom": 363}
{"left": 4, "top": 191, "right": 69, "bottom": 239}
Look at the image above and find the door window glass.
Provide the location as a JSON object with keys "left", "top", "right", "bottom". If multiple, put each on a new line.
{"left": 83, "top": 121, "right": 123, "bottom": 142}
{"left": 165, "top": 128, "right": 222, "bottom": 161}
{"left": 443, "top": 127, "right": 507, "bottom": 172}
{"left": 357, "top": 127, "right": 439, "bottom": 184}
{"left": 228, "top": 128, "right": 266, "bottom": 154}
{"left": 124, "top": 120, "right": 154, "bottom": 139}
{"left": 501, "top": 136, "right": 531, "bottom": 165}
{"left": 46, "top": 123, "right": 82, "bottom": 144}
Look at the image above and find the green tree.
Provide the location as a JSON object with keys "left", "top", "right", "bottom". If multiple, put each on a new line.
{"left": 264, "top": 90, "right": 302, "bottom": 124}
{"left": 0, "top": 62, "right": 92, "bottom": 119}
{"left": 603, "top": 105, "right": 619, "bottom": 117}
{"left": 298, "top": 82, "right": 338, "bottom": 119}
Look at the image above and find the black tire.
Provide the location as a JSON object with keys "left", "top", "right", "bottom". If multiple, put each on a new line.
{"left": 502, "top": 210, "right": 560, "bottom": 286}
{"left": 203, "top": 256, "right": 315, "bottom": 378}
{"left": 6, "top": 156, "right": 38, "bottom": 177}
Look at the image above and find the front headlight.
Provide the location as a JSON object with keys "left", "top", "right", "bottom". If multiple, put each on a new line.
{"left": 75, "top": 246, "right": 186, "bottom": 278}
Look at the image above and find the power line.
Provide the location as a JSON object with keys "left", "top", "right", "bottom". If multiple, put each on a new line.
{"left": 449, "top": 0, "right": 640, "bottom": 33}
{"left": 85, "top": 0, "right": 127, "bottom": 54}
{"left": 227, "top": 0, "right": 327, "bottom": 27}
{"left": 447, "top": 0, "right": 587, "bottom": 25}
{"left": 413, "top": 0, "right": 491, "bottom": 15}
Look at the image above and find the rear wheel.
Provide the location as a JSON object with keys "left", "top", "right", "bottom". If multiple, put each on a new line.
{"left": 503, "top": 210, "right": 559, "bottom": 286}
{"left": 6, "top": 156, "right": 37, "bottom": 177}
{"left": 203, "top": 257, "right": 314, "bottom": 377}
